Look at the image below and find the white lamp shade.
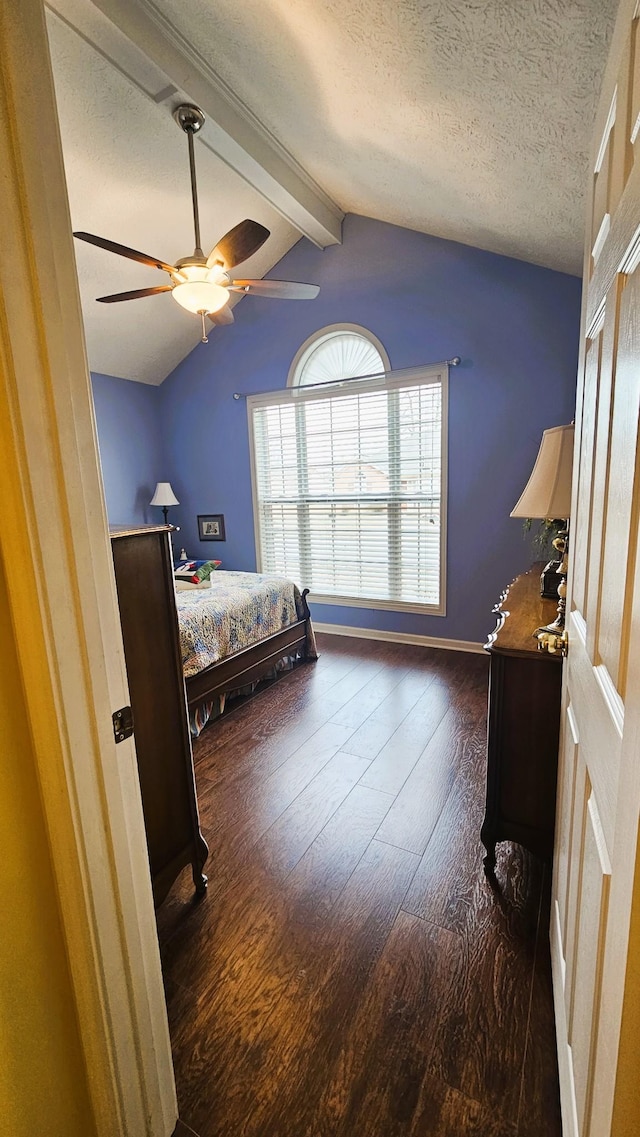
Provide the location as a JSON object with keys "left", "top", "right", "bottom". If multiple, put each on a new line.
{"left": 510, "top": 424, "right": 574, "bottom": 519}
{"left": 150, "top": 481, "right": 179, "bottom": 507}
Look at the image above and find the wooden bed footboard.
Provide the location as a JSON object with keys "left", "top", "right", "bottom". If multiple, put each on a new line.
{"left": 185, "top": 589, "right": 314, "bottom": 710}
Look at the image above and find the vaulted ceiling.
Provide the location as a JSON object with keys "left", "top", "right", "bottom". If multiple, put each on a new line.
{"left": 47, "top": 0, "right": 616, "bottom": 385}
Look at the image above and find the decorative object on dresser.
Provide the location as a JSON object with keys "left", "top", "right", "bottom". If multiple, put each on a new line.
{"left": 510, "top": 423, "right": 574, "bottom": 653}
{"left": 150, "top": 481, "right": 180, "bottom": 525}
{"left": 110, "top": 525, "right": 208, "bottom": 906}
{"left": 481, "top": 565, "right": 563, "bottom": 876}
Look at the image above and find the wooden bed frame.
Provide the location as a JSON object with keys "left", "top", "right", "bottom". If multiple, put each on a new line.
{"left": 184, "top": 588, "right": 314, "bottom": 712}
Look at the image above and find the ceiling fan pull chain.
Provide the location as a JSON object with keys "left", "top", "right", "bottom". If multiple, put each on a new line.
{"left": 200, "top": 311, "right": 209, "bottom": 344}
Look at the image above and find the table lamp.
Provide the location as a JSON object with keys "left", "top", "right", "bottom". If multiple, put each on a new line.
{"left": 510, "top": 424, "right": 574, "bottom": 643}
{"left": 150, "top": 481, "right": 179, "bottom": 524}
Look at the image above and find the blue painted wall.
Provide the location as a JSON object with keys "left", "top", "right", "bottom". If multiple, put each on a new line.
{"left": 158, "top": 214, "right": 579, "bottom": 643}
{"left": 91, "top": 372, "right": 165, "bottom": 526}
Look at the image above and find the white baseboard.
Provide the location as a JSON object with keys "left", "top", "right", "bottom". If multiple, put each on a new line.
{"left": 313, "top": 621, "right": 485, "bottom": 655}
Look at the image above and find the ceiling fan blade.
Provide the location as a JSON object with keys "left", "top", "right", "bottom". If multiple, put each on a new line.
{"left": 206, "top": 220, "right": 270, "bottom": 270}
{"left": 208, "top": 304, "right": 235, "bottom": 326}
{"left": 229, "top": 279, "right": 320, "bottom": 300}
{"left": 74, "top": 232, "right": 176, "bottom": 275}
{"left": 96, "top": 285, "right": 173, "bottom": 303}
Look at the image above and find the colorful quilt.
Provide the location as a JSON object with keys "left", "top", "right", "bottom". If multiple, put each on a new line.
{"left": 175, "top": 570, "right": 313, "bottom": 679}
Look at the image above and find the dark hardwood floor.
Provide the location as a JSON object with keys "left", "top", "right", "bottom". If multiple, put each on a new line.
{"left": 158, "top": 633, "right": 562, "bottom": 1137}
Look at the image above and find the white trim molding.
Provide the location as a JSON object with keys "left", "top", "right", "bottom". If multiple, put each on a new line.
{"left": 313, "top": 622, "right": 485, "bottom": 655}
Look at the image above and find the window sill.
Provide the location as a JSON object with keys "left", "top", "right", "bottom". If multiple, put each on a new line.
{"left": 307, "top": 592, "right": 446, "bottom": 617}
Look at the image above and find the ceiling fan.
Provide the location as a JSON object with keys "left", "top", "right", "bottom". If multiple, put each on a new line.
{"left": 73, "top": 104, "right": 320, "bottom": 343}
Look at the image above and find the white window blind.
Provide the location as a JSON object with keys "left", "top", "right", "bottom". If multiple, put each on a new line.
{"left": 295, "top": 329, "right": 386, "bottom": 386}
{"left": 248, "top": 364, "right": 447, "bottom": 614}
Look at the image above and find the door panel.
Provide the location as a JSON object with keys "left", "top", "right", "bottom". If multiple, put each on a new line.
{"left": 555, "top": 702, "right": 579, "bottom": 947}
{"left": 569, "top": 788, "right": 611, "bottom": 1134}
{"left": 598, "top": 269, "right": 640, "bottom": 692}
{"left": 552, "top": 6, "right": 640, "bottom": 1135}
{"left": 570, "top": 336, "right": 599, "bottom": 617}
{"left": 585, "top": 287, "right": 619, "bottom": 659}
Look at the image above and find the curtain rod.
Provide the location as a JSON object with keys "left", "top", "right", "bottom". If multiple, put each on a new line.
{"left": 232, "top": 356, "right": 461, "bottom": 400}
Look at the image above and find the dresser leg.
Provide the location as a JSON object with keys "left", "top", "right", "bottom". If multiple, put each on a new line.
{"left": 192, "top": 832, "right": 209, "bottom": 898}
{"left": 192, "top": 866, "right": 208, "bottom": 898}
{"left": 481, "top": 820, "right": 497, "bottom": 876}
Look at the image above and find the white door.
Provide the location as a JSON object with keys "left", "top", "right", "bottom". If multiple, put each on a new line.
{"left": 552, "top": 2, "right": 640, "bottom": 1133}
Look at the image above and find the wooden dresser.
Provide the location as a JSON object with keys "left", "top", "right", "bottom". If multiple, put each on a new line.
{"left": 481, "top": 565, "right": 563, "bottom": 874}
{"left": 110, "top": 525, "right": 208, "bottom": 905}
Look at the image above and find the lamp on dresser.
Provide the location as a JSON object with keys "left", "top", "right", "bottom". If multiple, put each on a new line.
{"left": 510, "top": 423, "right": 574, "bottom": 650}
{"left": 150, "top": 481, "right": 179, "bottom": 524}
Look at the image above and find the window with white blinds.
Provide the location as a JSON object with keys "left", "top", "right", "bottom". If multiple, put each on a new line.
{"left": 248, "top": 364, "right": 447, "bottom": 614}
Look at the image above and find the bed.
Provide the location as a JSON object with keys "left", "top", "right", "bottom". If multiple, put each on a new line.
{"left": 175, "top": 569, "right": 317, "bottom": 736}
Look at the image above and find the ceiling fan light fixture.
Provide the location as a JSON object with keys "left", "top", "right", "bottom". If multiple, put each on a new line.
{"left": 172, "top": 277, "right": 229, "bottom": 315}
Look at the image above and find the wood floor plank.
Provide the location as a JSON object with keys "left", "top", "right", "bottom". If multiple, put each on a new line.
{"left": 190, "top": 648, "right": 363, "bottom": 780}
{"left": 328, "top": 662, "right": 412, "bottom": 729}
{"left": 172, "top": 1120, "right": 201, "bottom": 1137}
{"left": 156, "top": 637, "right": 559, "bottom": 1137}
{"left": 423, "top": 842, "right": 542, "bottom": 1126}
{"left": 193, "top": 674, "right": 356, "bottom": 792}
{"left": 375, "top": 689, "right": 485, "bottom": 855}
{"left": 358, "top": 675, "right": 455, "bottom": 795}
{"left": 408, "top": 1078, "right": 517, "bottom": 1136}
{"left": 168, "top": 838, "right": 420, "bottom": 1137}
{"left": 339, "top": 667, "right": 438, "bottom": 759}
{"left": 285, "top": 783, "right": 395, "bottom": 918}
{"left": 518, "top": 871, "right": 562, "bottom": 1137}
{"left": 402, "top": 721, "right": 488, "bottom": 935}
{"left": 310, "top": 909, "right": 464, "bottom": 1136}
{"left": 252, "top": 751, "right": 371, "bottom": 880}
{"left": 197, "top": 718, "right": 356, "bottom": 843}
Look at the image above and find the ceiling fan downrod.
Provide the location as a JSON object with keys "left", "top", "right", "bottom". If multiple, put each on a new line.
{"left": 173, "top": 104, "right": 206, "bottom": 259}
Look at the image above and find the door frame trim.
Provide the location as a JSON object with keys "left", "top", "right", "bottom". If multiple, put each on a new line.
{"left": 0, "top": 2, "right": 176, "bottom": 1133}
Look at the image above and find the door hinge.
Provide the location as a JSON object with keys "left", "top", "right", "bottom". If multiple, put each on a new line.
{"left": 112, "top": 706, "right": 134, "bottom": 743}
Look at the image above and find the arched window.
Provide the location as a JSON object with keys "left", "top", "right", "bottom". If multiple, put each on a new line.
{"left": 249, "top": 328, "right": 447, "bottom": 615}
{"left": 288, "top": 324, "right": 390, "bottom": 387}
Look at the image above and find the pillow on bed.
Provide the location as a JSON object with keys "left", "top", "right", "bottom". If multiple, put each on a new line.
{"left": 174, "top": 559, "right": 221, "bottom": 588}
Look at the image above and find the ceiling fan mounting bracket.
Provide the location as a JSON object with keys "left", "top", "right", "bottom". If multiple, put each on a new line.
{"left": 173, "top": 103, "right": 205, "bottom": 134}
{"left": 174, "top": 254, "right": 207, "bottom": 270}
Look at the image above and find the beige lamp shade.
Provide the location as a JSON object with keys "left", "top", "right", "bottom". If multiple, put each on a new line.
{"left": 510, "top": 424, "right": 574, "bottom": 519}
{"left": 149, "top": 481, "right": 179, "bottom": 507}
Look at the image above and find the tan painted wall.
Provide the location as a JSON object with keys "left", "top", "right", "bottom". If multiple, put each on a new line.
{"left": 0, "top": 555, "right": 96, "bottom": 1136}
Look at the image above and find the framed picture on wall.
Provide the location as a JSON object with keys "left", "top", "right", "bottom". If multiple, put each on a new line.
{"left": 198, "top": 514, "right": 226, "bottom": 541}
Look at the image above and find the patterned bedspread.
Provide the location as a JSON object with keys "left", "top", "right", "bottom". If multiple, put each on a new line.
{"left": 176, "top": 570, "right": 310, "bottom": 679}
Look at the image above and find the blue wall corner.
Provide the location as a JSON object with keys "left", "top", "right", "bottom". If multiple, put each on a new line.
{"left": 91, "top": 371, "right": 165, "bottom": 527}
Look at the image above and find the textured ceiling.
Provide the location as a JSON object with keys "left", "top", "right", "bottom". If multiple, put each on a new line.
{"left": 47, "top": 11, "right": 301, "bottom": 385}
{"left": 49, "top": 0, "right": 617, "bottom": 384}
{"left": 154, "top": 0, "right": 616, "bottom": 276}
